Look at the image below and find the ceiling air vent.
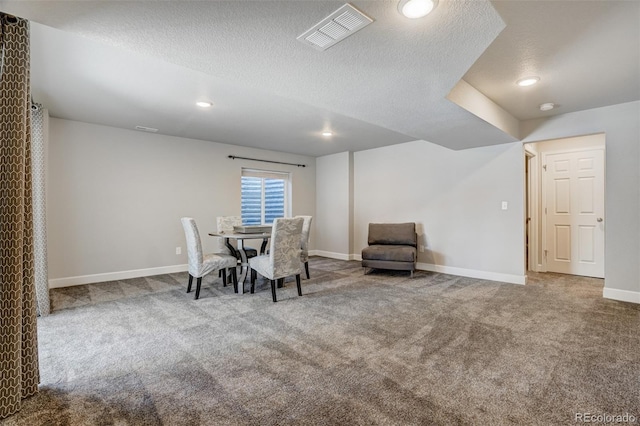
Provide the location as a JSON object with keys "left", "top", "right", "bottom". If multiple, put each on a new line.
{"left": 297, "top": 4, "right": 373, "bottom": 51}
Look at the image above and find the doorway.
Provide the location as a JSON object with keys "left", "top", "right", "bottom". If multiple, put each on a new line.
{"left": 525, "top": 134, "right": 606, "bottom": 278}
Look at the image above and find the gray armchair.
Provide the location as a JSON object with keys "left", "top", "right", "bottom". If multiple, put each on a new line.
{"left": 361, "top": 222, "right": 417, "bottom": 277}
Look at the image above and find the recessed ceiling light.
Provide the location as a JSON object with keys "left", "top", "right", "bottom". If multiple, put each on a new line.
{"left": 398, "top": 0, "right": 438, "bottom": 19}
{"left": 196, "top": 101, "right": 213, "bottom": 108}
{"left": 322, "top": 131, "right": 333, "bottom": 137}
{"left": 539, "top": 102, "right": 555, "bottom": 111}
{"left": 516, "top": 77, "right": 540, "bottom": 87}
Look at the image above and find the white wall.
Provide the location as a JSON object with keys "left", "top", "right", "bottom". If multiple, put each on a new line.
{"left": 313, "top": 101, "right": 639, "bottom": 302}
{"left": 315, "top": 152, "right": 352, "bottom": 259}
{"left": 352, "top": 140, "right": 526, "bottom": 283}
{"left": 47, "top": 118, "right": 316, "bottom": 286}
{"left": 522, "top": 101, "right": 640, "bottom": 303}
{"left": 48, "top": 101, "right": 639, "bottom": 303}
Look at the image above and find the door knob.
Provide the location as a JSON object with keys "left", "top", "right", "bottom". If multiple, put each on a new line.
{"left": 597, "top": 218, "right": 603, "bottom": 222}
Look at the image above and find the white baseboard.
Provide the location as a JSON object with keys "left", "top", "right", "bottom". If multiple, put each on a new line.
{"left": 311, "top": 250, "right": 355, "bottom": 261}
{"left": 48, "top": 264, "right": 188, "bottom": 289}
{"left": 416, "top": 262, "right": 526, "bottom": 285}
{"left": 603, "top": 287, "right": 640, "bottom": 304}
{"left": 48, "top": 258, "right": 527, "bottom": 289}
{"left": 320, "top": 252, "right": 525, "bottom": 285}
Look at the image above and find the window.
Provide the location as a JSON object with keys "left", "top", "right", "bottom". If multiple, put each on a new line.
{"left": 241, "top": 169, "right": 291, "bottom": 225}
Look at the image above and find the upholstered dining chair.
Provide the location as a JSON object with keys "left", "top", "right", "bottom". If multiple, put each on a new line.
{"left": 249, "top": 217, "right": 304, "bottom": 302}
{"left": 181, "top": 217, "right": 238, "bottom": 299}
{"left": 296, "top": 215, "right": 313, "bottom": 279}
{"left": 216, "top": 216, "right": 258, "bottom": 258}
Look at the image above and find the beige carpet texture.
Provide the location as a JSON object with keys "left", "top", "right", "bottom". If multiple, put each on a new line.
{"left": 3, "top": 257, "right": 639, "bottom": 425}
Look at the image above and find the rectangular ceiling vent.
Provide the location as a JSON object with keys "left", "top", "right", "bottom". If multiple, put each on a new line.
{"left": 297, "top": 4, "right": 373, "bottom": 51}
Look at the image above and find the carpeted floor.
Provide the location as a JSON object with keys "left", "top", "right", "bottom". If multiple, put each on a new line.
{"left": 2, "top": 257, "right": 639, "bottom": 425}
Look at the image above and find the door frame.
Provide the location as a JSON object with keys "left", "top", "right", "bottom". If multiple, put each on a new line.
{"left": 525, "top": 148, "right": 540, "bottom": 272}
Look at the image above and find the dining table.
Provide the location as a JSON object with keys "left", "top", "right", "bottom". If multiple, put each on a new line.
{"left": 208, "top": 229, "right": 271, "bottom": 292}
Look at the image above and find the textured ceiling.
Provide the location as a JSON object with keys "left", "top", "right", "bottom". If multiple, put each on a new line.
{"left": 465, "top": 0, "right": 640, "bottom": 121}
{"left": 0, "top": 0, "right": 638, "bottom": 156}
{"left": 27, "top": 22, "right": 413, "bottom": 157}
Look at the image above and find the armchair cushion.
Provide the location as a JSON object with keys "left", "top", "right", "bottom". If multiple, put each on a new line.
{"left": 361, "top": 245, "right": 416, "bottom": 263}
{"left": 367, "top": 222, "right": 417, "bottom": 246}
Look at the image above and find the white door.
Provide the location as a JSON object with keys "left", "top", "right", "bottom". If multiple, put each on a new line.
{"left": 543, "top": 149, "right": 605, "bottom": 278}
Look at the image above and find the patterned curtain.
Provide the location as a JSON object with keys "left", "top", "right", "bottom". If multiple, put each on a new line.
{"left": 31, "top": 103, "right": 50, "bottom": 316}
{"left": 0, "top": 14, "right": 40, "bottom": 419}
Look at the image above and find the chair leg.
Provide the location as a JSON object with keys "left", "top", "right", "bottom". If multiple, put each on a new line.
{"left": 187, "top": 274, "right": 193, "bottom": 293}
{"left": 195, "top": 277, "right": 203, "bottom": 300}
{"left": 250, "top": 269, "right": 256, "bottom": 294}
{"left": 305, "top": 262, "right": 310, "bottom": 279}
{"left": 296, "top": 274, "right": 302, "bottom": 296}
{"left": 230, "top": 267, "right": 238, "bottom": 293}
{"left": 277, "top": 278, "right": 284, "bottom": 288}
{"left": 222, "top": 269, "right": 228, "bottom": 287}
{"left": 270, "top": 280, "right": 277, "bottom": 302}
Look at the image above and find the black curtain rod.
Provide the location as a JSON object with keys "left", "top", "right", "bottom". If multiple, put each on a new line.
{"left": 228, "top": 155, "right": 306, "bottom": 168}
